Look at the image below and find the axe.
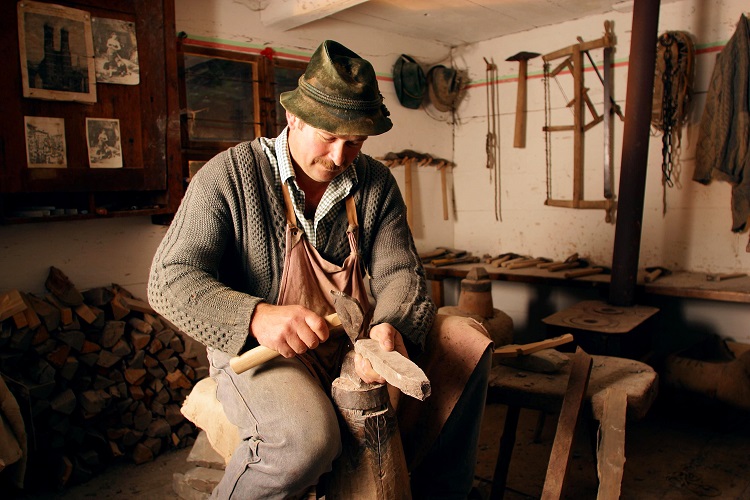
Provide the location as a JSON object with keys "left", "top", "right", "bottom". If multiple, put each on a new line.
{"left": 331, "top": 291, "right": 431, "bottom": 401}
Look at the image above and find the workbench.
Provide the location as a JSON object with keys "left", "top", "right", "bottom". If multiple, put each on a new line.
{"left": 424, "top": 263, "right": 750, "bottom": 307}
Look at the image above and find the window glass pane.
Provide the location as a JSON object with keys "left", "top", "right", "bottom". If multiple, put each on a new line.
{"left": 184, "top": 54, "right": 257, "bottom": 142}
{"left": 274, "top": 65, "right": 304, "bottom": 135}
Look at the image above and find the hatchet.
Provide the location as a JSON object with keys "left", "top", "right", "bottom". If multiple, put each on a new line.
{"left": 331, "top": 290, "right": 431, "bottom": 401}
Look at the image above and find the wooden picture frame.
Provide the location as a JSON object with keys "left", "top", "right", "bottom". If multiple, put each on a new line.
{"left": 17, "top": 0, "right": 97, "bottom": 103}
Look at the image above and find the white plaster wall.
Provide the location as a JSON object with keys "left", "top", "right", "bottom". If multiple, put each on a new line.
{"left": 447, "top": 0, "right": 750, "bottom": 343}
{"left": 451, "top": 0, "right": 750, "bottom": 274}
{"left": 0, "top": 218, "right": 167, "bottom": 300}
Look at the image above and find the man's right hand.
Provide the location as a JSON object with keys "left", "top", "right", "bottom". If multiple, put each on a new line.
{"left": 249, "top": 303, "right": 330, "bottom": 358}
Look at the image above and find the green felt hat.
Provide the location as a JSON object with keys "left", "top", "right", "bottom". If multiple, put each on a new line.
{"left": 393, "top": 54, "right": 426, "bottom": 109}
{"left": 280, "top": 40, "right": 393, "bottom": 136}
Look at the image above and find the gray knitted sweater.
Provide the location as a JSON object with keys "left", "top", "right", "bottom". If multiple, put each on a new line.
{"left": 148, "top": 139, "right": 435, "bottom": 356}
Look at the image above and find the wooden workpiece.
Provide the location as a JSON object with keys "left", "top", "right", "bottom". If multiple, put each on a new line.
{"left": 541, "top": 348, "right": 592, "bottom": 500}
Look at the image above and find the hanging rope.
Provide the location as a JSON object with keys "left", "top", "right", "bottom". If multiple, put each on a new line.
{"left": 543, "top": 62, "right": 553, "bottom": 201}
{"left": 652, "top": 31, "right": 694, "bottom": 215}
{"left": 484, "top": 57, "right": 501, "bottom": 221}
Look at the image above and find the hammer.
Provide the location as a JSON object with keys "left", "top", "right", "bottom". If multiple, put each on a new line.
{"left": 506, "top": 51, "right": 540, "bottom": 148}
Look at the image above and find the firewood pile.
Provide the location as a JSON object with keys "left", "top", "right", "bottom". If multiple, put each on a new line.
{"left": 0, "top": 267, "right": 208, "bottom": 491}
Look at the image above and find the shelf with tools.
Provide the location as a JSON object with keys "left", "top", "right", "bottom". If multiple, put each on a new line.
{"left": 423, "top": 261, "right": 750, "bottom": 307}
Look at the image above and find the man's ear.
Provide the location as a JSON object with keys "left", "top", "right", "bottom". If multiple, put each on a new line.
{"left": 286, "top": 111, "right": 300, "bottom": 130}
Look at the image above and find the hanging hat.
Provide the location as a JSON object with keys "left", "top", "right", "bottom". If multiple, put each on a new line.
{"left": 280, "top": 40, "right": 392, "bottom": 136}
{"left": 427, "top": 65, "right": 461, "bottom": 112}
{"left": 393, "top": 54, "right": 426, "bottom": 109}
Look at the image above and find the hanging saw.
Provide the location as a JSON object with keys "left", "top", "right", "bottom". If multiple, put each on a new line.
{"left": 543, "top": 21, "right": 618, "bottom": 223}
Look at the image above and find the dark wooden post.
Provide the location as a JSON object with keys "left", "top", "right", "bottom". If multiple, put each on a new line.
{"left": 609, "top": 0, "right": 662, "bottom": 306}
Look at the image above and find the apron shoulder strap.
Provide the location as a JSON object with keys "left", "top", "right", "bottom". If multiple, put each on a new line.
{"left": 281, "top": 182, "right": 298, "bottom": 230}
{"left": 345, "top": 195, "right": 358, "bottom": 231}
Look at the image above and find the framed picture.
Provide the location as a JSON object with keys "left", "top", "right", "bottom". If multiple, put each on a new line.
{"left": 17, "top": 1, "right": 96, "bottom": 103}
{"left": 86, "top": 118, "right": 122, "bottom": 168}
{"left": 91, "top": 17, "right": 139, "bottom": 85}
{"left": 24, "top": 116, "right": 67, "bottom": 168}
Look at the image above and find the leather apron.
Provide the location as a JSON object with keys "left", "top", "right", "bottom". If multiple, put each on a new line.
{"left": 278, "top": 183, "right": 491, "bottom": 466}
{"left": 276, "top": 183, "right": 371, "bottom": 386}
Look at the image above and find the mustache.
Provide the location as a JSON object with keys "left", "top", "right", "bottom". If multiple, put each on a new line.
{"left": 313, "top": 157, "right": 344, "bottom": 170}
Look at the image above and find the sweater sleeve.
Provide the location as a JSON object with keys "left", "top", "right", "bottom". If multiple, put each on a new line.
{"left": 359, "top": 156, "right": 436, "bottom": 352}
{"left": 148, "top": 150, "right": 261, "bottom": 356}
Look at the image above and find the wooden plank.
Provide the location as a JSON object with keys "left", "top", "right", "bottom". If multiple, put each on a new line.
{"left": 596, "top": 388, "right": 628, "bottom": 500}
{"left": 260, "top": 0, "right": 368, "bottom": 31}
{"left": 541, "top": 347, "right": 593, "bottom": 500}
{"left": 425, "top": 264, "right": 750, "bottom": 304}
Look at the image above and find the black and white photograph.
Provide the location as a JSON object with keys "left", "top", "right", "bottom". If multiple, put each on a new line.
{"left": 86, "top": 118, "right": 122, "bottom": 168}
{"left": 17, "top": 1, "right": 96, "bottom": 103}
{"left": 24, "top": 116, "right": 67, "bottom": 168}
{"left": 91, "top": 17, "right": 139, "bottom": 85}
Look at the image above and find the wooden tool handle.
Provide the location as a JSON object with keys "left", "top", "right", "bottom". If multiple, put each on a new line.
{"left": 230, "top": 313, "right": 340, "bottom": 374}
{"left": 494, "top": 333, "right": 574, "bottom": 358}
{"left": 513, "top": 59, "right": 529, "bottom": 148}
{"left": 440, "top": 165, "right": 448, "bottom": 221}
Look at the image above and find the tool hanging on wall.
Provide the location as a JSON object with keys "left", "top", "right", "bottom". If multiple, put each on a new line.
{"left": 543, "top": 21, "right": 618, "bottom": 223}
{"left": 651, "top": 31, "right": 694, "bottom": 215}
{"left": 380, "top": 150, "right": 455, "bottom": 226}
{"left": 506, "top": 51, "right": 541, "bottom": 148}
{"left": 484, "top": 57, "right": 501, "bottom": 221}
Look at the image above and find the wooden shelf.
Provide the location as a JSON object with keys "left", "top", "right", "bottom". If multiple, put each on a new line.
{"left": 424, "top": 263, "right": 750, "bottom": 306}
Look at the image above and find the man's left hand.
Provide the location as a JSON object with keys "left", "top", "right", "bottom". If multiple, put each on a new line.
{"left": 353, "top": 323, "right": 408, "bottom": 384}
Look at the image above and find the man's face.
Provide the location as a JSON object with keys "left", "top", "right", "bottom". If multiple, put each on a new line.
{"left": 287, "top": 113, "right": 368, "bottom": 183}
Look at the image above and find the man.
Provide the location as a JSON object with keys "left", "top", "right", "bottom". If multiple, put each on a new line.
{"left": 149, "top": 40, "right": 491, "bottom": 499}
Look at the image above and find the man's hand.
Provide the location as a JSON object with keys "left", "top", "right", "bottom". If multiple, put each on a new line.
{"left": 354, "top": 323, "right": 408, "bottom": 384}
{"left": 250, "top": 303, "right": 330, "bottom": 358}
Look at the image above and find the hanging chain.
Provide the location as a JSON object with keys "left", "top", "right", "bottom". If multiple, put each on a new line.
{"left": 660, "top": 33, "right": 676, "bottom": 193}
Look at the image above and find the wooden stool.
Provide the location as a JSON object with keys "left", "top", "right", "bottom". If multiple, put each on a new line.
{"left": 487, "top": 353, "right": 658, "bottom": 499}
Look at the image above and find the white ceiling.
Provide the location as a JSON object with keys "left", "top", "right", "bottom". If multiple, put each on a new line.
{"left": 260, "top": 0, "right": 639, "bottom": 46}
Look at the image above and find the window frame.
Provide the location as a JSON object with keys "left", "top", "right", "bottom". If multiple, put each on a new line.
{"left": 177, "top": 41, "right": 307, "bottom": 185}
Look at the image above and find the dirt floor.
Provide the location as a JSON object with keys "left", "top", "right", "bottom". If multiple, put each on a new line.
{"left": 9, "top": 386, "right": 750, "bottom": 499}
